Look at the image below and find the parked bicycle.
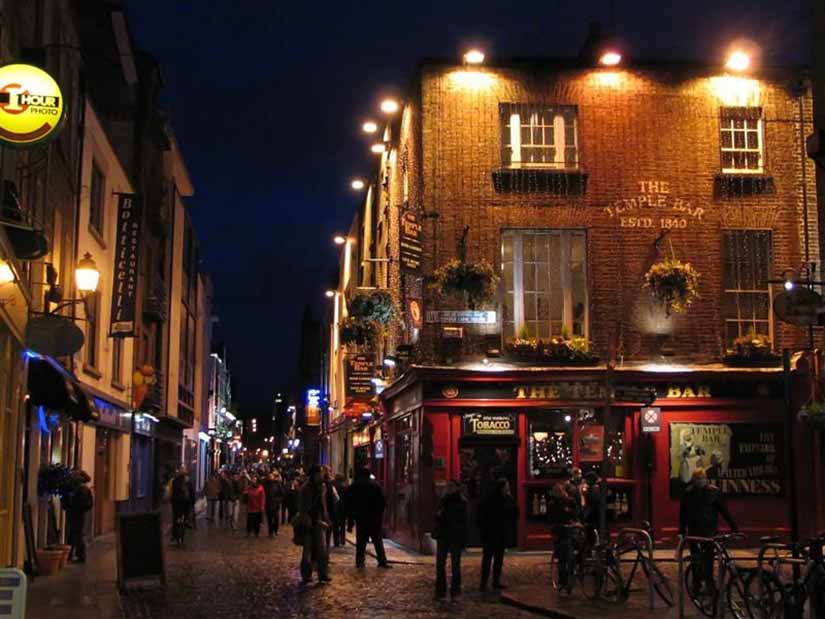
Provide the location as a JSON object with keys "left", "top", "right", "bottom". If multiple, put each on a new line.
{"left": 615, "top": 524, "right": 675, "bottom": 607}
{"left": 746, "top": 533, "right": 825, "bottom": 619}
{"left": 550, "top": 523, "right": 593, "bottom": 595}
{"left": 683, "top": 532, "right": 752, "bottom": 619}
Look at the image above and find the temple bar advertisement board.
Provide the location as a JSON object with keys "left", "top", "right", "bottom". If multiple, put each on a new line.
{"left": 668, "top": 422, "right": 783, "bottom": 498}
{"left": 109, "top": 194, "right": 142, "bottom": 337}
{"left": 399, "top": 209, "right": 422, "bottom": 273}
{"left": 346, "top": 354, "right": 374, "bottom": 398}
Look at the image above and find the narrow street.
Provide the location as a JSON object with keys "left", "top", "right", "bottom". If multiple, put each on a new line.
{"left": 120, "top": 519, "right": 544, "bottom": 619}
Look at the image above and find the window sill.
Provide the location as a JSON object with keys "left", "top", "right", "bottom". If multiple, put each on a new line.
{"left": 82, "top": 364, "right": 103, "bottom": 380}
{"left": 714, "top": 174, "right": 775, "bottom": 198}
{"left": 88, "top": 223, "right": 107, "bottom": 249}
{"left": 492, "top": 168, "right": 588, "bottom": 196}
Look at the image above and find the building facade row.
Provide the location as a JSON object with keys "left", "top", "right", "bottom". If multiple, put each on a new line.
{"left": 0, "top": 1, "right": 232, "bottom": 573}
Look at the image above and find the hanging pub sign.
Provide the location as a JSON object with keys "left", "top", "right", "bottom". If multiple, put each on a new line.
{"left": 462, "top": 412, "right": 517, "bottom": 438}
{"left": 346, "top": 354, "right": 374, "bottom": 398}
{"left": 0, "top": 64, "right": 65, "bottom": 148}
{"left": 668, "top": 422, "right": 783, "bottom": 498}
{"left": 305, "top": 388, "right": 321, "bottom": 426}
{"left": 110, "top": 194, "right": 142, "bottom": 337}
{"left": 399, "top": 209, "right": 422, "bottom": 273}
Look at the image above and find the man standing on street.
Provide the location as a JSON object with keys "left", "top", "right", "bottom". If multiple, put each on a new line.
{"left": 204, "top": 472, "right": 221, "bottom": 522}
{"left": 343, "top": 466, "right": 389, "bottom": 568}
{"left": 263, "top": 473, "right": 284, "bottom": 536}
{"left": 63, "top": 470, "right": 93, "bottom": 563}
{"left": 297, "top": 465, "right": 331, "bottom": 583}
{"left": 679, "top": 468, "right": 737, "bottom": 594}
{"left": 245, "top": 476, "right": 266, "bottom": 537}
{"left": 433, "top": 480, "right": 468, "bottom": 600}
{"left": 477, "top": 478, "right": 518, "bottom": 591}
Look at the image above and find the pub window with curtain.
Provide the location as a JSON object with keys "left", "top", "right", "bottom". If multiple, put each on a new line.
{"left": 722, "top": 229, "right": 772, "bottom": 346}
{"left": 720, "top": 107, "right": 764, "bottom": 174}
{"left": 500, "top": 104, "right": 578, "bottom": 169}
{"left": 501, "top": 230, "right": 588, "bottom": 342}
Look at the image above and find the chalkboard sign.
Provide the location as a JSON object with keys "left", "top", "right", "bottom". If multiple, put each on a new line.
{"left": 116, "top": 511, "right": 165, "bottom": 588}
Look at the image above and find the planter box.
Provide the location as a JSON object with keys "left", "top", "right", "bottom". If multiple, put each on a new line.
{"left": 36, "top": 549, "right": 63, "bottom": 575}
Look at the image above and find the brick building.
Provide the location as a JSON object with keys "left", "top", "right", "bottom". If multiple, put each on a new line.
{"left": 325, "top": 46, "right": 823, "bottom": 551}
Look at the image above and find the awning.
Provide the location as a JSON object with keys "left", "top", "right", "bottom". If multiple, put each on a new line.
{"left": 26, "top": 353, "right": 98, "bottom": 422}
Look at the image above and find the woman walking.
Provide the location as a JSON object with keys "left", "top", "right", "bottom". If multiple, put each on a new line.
{"left": 433, "top": 480, "right": 468, "bottom": 600}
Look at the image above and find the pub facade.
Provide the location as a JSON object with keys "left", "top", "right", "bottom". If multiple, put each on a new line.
{"left": 324, "top": 42, "right": 824, "bottom": 551}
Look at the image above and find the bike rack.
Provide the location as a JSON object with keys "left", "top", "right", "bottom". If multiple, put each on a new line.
{"left": 677, "top": 534, "right": 722, "bottom": 619}
{"left": 755, "top": 542, "right": 807, "bottom": 615}
{"left": 618, "top": 527, "right": 656, "bottom": 610}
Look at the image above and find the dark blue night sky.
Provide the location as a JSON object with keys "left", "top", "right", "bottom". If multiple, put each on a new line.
{"left": 125, "top": 0, "right": 809, "bottom": 416}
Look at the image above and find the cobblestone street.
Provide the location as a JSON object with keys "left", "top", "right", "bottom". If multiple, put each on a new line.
{"left": 120, "top": 518, "right": 547, "bottom": 619}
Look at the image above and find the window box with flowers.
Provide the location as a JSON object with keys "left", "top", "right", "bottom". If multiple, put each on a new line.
{"left": 723, "top": 333, "right": 781, "bottom": 367}
{"left": 505, "top": 326, "right": 599, "bottom": 366}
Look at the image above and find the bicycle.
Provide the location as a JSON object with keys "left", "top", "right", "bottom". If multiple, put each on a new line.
{"left": 746, "top": 534, "right": 825, "bottom": 619}
{"left": 683, "top": 532, "right": 752, "bottom": 619}
{"left": 579, "top": 533, "right": 625, "bottom": 604}
{"left": 615, "top": 524, "right": 675, "bottom": 607}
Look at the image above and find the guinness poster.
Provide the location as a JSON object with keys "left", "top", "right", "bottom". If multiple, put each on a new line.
{"left": 110, "top": 194, "right": 142, "bottom": 337}
{"left": 399, "top": 209, "right": 422, "bottom": 273}
{"left": 669, "top": 422, "right": 783, "bottom": 498}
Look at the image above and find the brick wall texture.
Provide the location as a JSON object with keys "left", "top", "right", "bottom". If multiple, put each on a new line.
{"left": 367, "top": 62, "right": 820, "bottom": 365}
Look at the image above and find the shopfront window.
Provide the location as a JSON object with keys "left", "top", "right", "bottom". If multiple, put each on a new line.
{"left": 528, "top": 410, "right": 573, "bottom": 479}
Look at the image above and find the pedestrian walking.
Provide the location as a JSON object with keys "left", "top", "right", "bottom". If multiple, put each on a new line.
{"left": 296, "top": 464, "right": 331, "bottom": 584}
{"left": 170, "top": 468, "right": 194, "bottom": 541}
{"left": 226, "top": 473, "right": 241, "bottom": 530}
{"left": 280, "top": 477, "right": 292, "bottom": 525}
{"left": 245, "top": 476, "right": 266, "bottom": 537}
{"left": 343, "top": 466, "right": 389, "bottom": 567}
{"left": 286, "top": 477, "right": 299, "bottom": 523}
{"left": 564, "top": 467, "right": 585, "bottom": 522}
{"left": 263, "top": 473, "right": 284, "bottom": 536}
{"left": 205, "top": 472, "right": 221, "bottom": 521}
{"left": 322, "top": 467, "right": 339, "bottom": 552}
{"left": 582, "top": 471, "right": 605, "bottom": 540}
{"left": 679, "top": 468, "right": 737, "bottom": 595}
{"left": 219, "top": 471, "right": 232, "bottom": 523}
{"left": 62, "top": 470, "right": 93, "bottom": 563}
{"left": 478, "top": 478, "right": 518, "bottom": 591}
{"left": 549, "top": 482, "right": 579, "bottom": 593}
{"left": 332, "top": 473, "right": 348, "bottom": 546}
{"left": 433, "top": 480, "right": 468, "bottom": 600}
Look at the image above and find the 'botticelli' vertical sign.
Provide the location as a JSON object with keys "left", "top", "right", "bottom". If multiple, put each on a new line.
{"left": 110, "top": 194, "right": 142, "bottom": 337}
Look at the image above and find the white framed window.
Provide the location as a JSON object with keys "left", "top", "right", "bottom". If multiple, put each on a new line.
{"left": 501, "top": 104, "right": 578, "bottom": 169}
{"left": 720, "top": 107, "right": 763, "bottom": 174}
{"left": 722, "top": 230, "right": 772, "bottom": 345}
{"left": 501, "top": 230, "right": 588, "bottom": 341}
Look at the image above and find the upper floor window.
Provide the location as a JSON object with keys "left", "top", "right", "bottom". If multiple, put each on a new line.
{"left": 720, "top": 107, "right": 763, "bottom": 174}
{"left": 90, "top": 162, "right": 105, "bottom": 234}
{"left": 85, "top": 291, "right": 99, "bottom": 369}
{"left": 111, "top": 336, "right": 123, "bottom": 386}
{"left": 722, "top": 230, "right": 772, "bottom": 345}
{"left": 501, "top": 104, "right": 578, "bottom": 169}
{"left": 501, "top": 230, "right": 587, "bottom": 341}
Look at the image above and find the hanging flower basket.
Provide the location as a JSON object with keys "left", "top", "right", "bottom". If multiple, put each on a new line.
{"left": 723, "top": 333, "right": 781, "bottom": 367}
{"left": 348, "top": 290, "right": 398, "bottom": 327}
{"left": 798, "top": 401, "right": 825, "bottom": 431}
{"left": 643, "top": 258, "right": 700, "bottom": 315}
{"left": 339, "top": 317, "right": 375, "bottom": 347}
{"left": 431, "top": 259, "right": 499, "bottom": 310}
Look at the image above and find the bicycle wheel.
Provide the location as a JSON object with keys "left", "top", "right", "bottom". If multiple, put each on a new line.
{"left": 685, "top": 562, "right": 718, "bottom": 618}
{"left": 641, "top": 558, "right": 675, "bottom": 607}
{"left": 727, "top": 569, "right": 754, "bottom": 619}
{"left": 743, "top": 569, "right": 784, "bottom": 619}
{"left": 550, "top": 552, "right": 562, "bottom": 590}
{"left": 579, "top": 563, "right": 604, "bottom": 601}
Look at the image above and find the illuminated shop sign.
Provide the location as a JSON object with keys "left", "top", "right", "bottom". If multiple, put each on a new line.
{"left": 0, "top": 64, "right": 65, "bottom": 147}
{"left": 462, "top": 412, "right": 516, "bottom": 437}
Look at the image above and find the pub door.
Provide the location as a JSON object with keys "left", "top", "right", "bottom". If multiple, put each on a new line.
{"left": 458, "top": 441, "right": 517, "bottom": 548}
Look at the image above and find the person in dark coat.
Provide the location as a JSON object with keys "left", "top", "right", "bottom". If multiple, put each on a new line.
{"left": 322, "top": 467, "right": 339, "bottom": 552}
{"left": 332, "top": 474, "right": 348, "bottom": 547}
{"left": 263, "top": 473, "right": 285, "bottom": 536}
{"left": 62, "top": 470, "right": 93, "bottom": 563}
{"left": 343, "top": 467, "right": 389, "bottom": 568}
{"left": 549, "top": 482, "right": 579, "bottom": 592}
{"left": 477, "top": 478, "right": 518, "bottom": 591}
{"left": 170, "top": 468, "right": 194, "bottom": 537}
{"left": 433, "top": 480, "right": 469, "bottom": 599}
{"left": 680, "top": 468, "right": 737, "bottom": 593}
{"left": 564, "top": 467, "right": 585, "bottom": 522}
{"left": 297, "top": 465, "right": 331, "bottom": 583}
{"left": 582, "top": 471, "right": 605, "bottom": 543}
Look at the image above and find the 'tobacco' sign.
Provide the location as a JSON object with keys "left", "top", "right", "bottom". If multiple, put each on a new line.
{"left": 0, "top": 64, "right": 65, "bottom": 148}
{"left": 462, "top": 413, "right": 516, "bottom": 437}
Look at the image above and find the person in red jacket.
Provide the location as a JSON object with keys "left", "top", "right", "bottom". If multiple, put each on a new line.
{"left": 245, "top": 476, "right": 266, "bottom": 537}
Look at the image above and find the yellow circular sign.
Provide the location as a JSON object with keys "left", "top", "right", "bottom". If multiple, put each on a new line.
{"left": 0, "top": 64, "right": 65, "bottom": 148}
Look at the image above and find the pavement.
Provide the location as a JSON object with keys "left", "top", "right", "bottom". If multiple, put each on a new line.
{"left": 27, "top": 513, "right": 763, "bottom": 619}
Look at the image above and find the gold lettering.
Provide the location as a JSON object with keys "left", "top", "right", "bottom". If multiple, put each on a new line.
{"left": 697, "top": 385, "right": 711, "bottom": 398}
{"left": 666, "top": 385, "right": 683, "bottom": 399}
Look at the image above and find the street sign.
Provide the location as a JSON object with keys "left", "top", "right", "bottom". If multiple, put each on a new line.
{"left": 374, "top": 439, "right": 385, "bottom": 459}
{"left": 641, "top": 407, "right": 662, "bottom": 433}
{"left": 773, "top": 288, "right": 823, "bottom": 327}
